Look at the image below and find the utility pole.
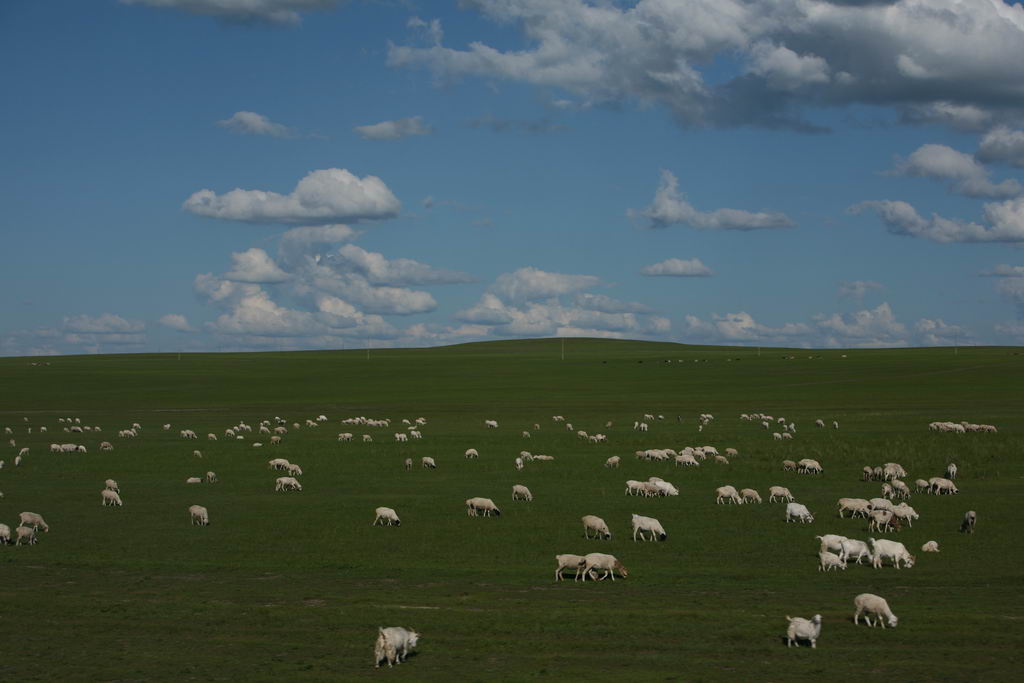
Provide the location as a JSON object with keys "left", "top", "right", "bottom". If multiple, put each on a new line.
{"left": 561, "top": 337, "right": 565, "bottom": 361}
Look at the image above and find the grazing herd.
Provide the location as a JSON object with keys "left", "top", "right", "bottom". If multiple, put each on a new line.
{"left": 0, "top": 407, "right": 993, "bottom": 666}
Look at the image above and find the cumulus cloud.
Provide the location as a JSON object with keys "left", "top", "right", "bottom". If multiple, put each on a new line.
{"left": 571, "top": 293, "right": 656, "bottom": 315}
{"left": 330, "top": 244, "right": 475, "bottom": 286}
{"left": 120, "top": 0, "right": 341, "bottom": 25}
{"left": 490, "top": 267, "right": 601, "bottom": 305}
{"left": 224, "top": 248, "right": 290, "bottom": 283}
{"left": 850, "top": 198, "right": 1024, "bottom": 243}
{"left": 631, "top": 170, "right": 794, "bottom": 231}
{"left": 388, "top": 0, "right": 1024, "bottom": 131}
{"left": 183, "top": 168, "right": 401, "bottom": 224}
{"left": 641, "top": 258, "right": 714, "bottom": 277}
{"left": 813, "top": 302, "right": 908, "bottom": 347}
{"left": 354, "top": 116, "right": 432, "bottom": 140}
{"left": 159, "top": 314, "right": 196, "bottom": 332}
{"left": 890, "top": 144, "right": 1021, "bottom": 198}
{"left": 838, "top": 280, "right": 883, "bottom": 300}
{"left": 683, "top": 311, "right": 813, "bottom": 344}
{"left": 915, "top": 318, "right": 969, "bottom": 346}
{"left": 63, "top": 313, "right": 144, "bottom": 334}
{"left": 977, "top": 126, "right": 1024, "bottom": 168}
{"left": 216, "top": 111, "right": 293, "bottom": 137}
{"left": 407, "top": 16, "right": 443, "bottom": 46}
{"left": 996, "top": 277, "right": 1024, "bottom": 318}
{"left": 980, "top": 264, "right": 1024, "bottom": 277}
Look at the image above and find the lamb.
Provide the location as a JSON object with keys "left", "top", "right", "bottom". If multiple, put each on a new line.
{"left": 582, "top": 515, "right": 612, "bottom": 540}
{"left": 18, "top": 512, "right": 48, "bottom": 532}
{"left": 101, "top": 489, "right": 123, "bottom": 506}
{"left": 853, "top": 593, "right": 898, "bottom": 628}
{"left": 715, "top": 485, "right": 743, "bottom": 505}
{"left": 605, "top": 456, "right": 621, "bottom": 468}
{"left": 960, "top": 510, "right": 977, "bottom": 534}
{"left": 818, "top": 550, "right": 846, "bottom": 571}
{"left": 16, "top": 525, "right": 37, "bottom": 545}
{"left": 189, "top": 505, "right": 209, "bottom": 526}
{"left": 374, "top": 627, "right": 419, "bottom": 668}
{"left": 186, "top": 477, "right": 203, "bottom": 484}
{"left": 579, "top": 553, "right": 628, "bottom": 581}
{"left": 914, "top": 478, "right": 930, "bottom": 492}
{"left": 946, "top": 463, "right": 958, "bottom": 480}
{"left": 631, "top": 514, "right": 667, "bottom": 541}
{"left": 921, "top": 540, "right": 940, "bottom": 552}
{"left": 869, "top": 538, "right": 915, "bottom": 569}
{"left": 785, "top": 614, "right": 822, "bottom": 648}
{"left": 554, "top": 554, "right": 596, "bottom": 581}
{"left": 373, "top": 507, "right": 401, "bottom": 526}
{"left": 270, "top": 436, "right": 282, "bottom": 445}
{"left": 275, "top": 476, "right": 302, "bottom": 492}
{"left": 394, "top": 432, "right": 408, "bottom": 442}
{"left": 782, "top": 460, "right": 796, "bottom": 472}
{"left": 714, "top": 455, "right": 730, "bottom": 464}
{"left": 465, "top": 497, "right": 500, "bottom": 517}
{"left": 512, "top": 484, "right": 533, "bottom": 501}
{"left": 768, "top": 486, "right": 794, "bottom": 503}
{"left": 741, "top": 488, "right": 762, "bottom": 504}
{"left": 785, "top": 502, "right": 814, "bottom": 523}
{"left": 839, "top": 538, "right": 872, "bottom": 565}
{"left": 868, "top": 509, "right": 896, "bottom": 533}
{"left": 464, "top": 448, "right": 479, "bottom": 459}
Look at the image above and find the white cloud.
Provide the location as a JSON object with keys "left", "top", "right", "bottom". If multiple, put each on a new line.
{"left": 306, "top": 268, "right": 438, "bottom": 315}
{"left": 851, "top": 198, "right": 1024, "bottom": 243}
{"left": 902, "top": 101, "right": 993, "bottom": 131}
{"left": 120, "top": 0, "right": 340, "bottom": 25}
{"left": 890, "top": 144, "right": 1021, "bottom": 198}
{"left": 491, "top": 267, "right": 600, "bottom": 304}
{"left": 980, "top": 264, "right": 1024, "bottom": 277}
{"left": 407, "top": 16, "right": 443, "bottom": 46}
{"left": 914, "top": 318, "right": 969, "bottom": 346}
{"left": 183, "top": 168, "right": 401, "bottom": 224}
{"left": 641, "top": 258, "right": 713, "bottom": 277}
{"left": 278, "top": 224, "right": 360, "bottom": 268}
{"left": 977, "top": 126, "right": 1024, "bottom": 168}
{"left": 632, "top": 170, "right": 794, "bottom": 231}
{"left": 838, "top": 280, "right": 883, "bottom": 300}
{"left": 813, "top": 302, "right": 908, "bottom": 346}
{"left": 330, "top": 244, "right": 475, "bottom": 286}
{"left": 389, "top": 0, "right": 1024, "bottom": 131}
{"left": 216, "top": 111, "right": 292, "bottom": 137}
{"left": 996, "top": 276, "right": 1024, "bottom": 317}
{"left": 159, "top": 314, "right": 196, "bottom": 332}
{"left": 224, "top": 248, "right": 290, "bottom": 283}
{"left": 354, "top": 116, "right": 433, "bottom": 140}
{"left": 572, "top": 293, "right": 656, "bottom": 314}
{"left": 683, "top": 311, "right": 813, "bottom": 344}
{"left": 455, "top": 293, "right": 515, "bottom": 325}
{"left": 63, "top": 313, "right": 145, "bottom": 334}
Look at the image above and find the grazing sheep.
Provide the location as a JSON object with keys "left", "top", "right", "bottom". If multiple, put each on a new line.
{"left": 768, "top": 486, "right": 794, "bottom": 503}
{"left": 868, "top": 497, "right": 894, "bottom": 513}
{"left": 839, "top": 538, "right": 872, "bottom": 565}
{"left": 893, "top": 503, "right": 919, "bottom": 527}
{"left": 374, "top": 627, "right": 419, "bottom": 668}
{"left": 268, "top": 458, "right": 290, "bottom": 470}
{"left": 464, "top": 448, "right": 479, "bottom": 459}
{"left": 554, "top": 554, "right": 596, "bottom": 581}
{"left": 582, "top": 515, "right": 612, "bottom": 540}
{"left": 869, "top": 538, "right": 915, "bottom": 569}
{"left": 270, "top": 436, "right": 282, "bottom": 445}
{"left": 205, "top": 471, "right": 217, "bottom": 483}
{"left": 797, "top": 458, "right": 823, "bottom": 475}
{"left": 675, "top": 453, "right": 700, "bottom": 467}
{"left": 285, "top": 463, "right": 303, "bottom": 476}
{"left": 605, "top": 456, "right": 621, "bottom": 468}
{"left": 101, "top": 489, "right": 123, "bottom": 506}
{"left": 624, "top": 480, "right": 645, "bottom": 496}
{"left": 0, "top": 523, "right": 10, "bottom": 545}
{"left": 946, "top": 463, "right": 958, "bottom": 480}
{"left": 512, "top": 484, "right": 533, "bottom": 501}
{"left": 816, "top": 534, "right": 848, "bottom": 555}
{"left": 465, "top": 497, "right": 500, "bottom": 517}
{"left": 207, "top": 433, "right": 217, "bottom": 441}
{"left": 714, "top": 455, "right": 730, "bottom": 464}
{"left": 533, "top": 454, "right": 554, "bottom": 461}
{"left": 186, "top": 477, "right": 203, "bottom": 484}
{"left": 193, "top": 450, "right": 203, "bottom": 458}
{"left": 18, "top": 512, "right": 48, "bottom": 532}
{"left": 373, "top": 507, "right": 401, "bottom": 526}
{"left": 15, "top": 525, "right": 37, "bottom": 545}
{"left": 868, "top": 509, "right": 896, "bottom": 533}
{"left": 189, "top": 505, "right": 209, "bottom": 526}
{"left": 514, "top": 457, "right": 524, "bottom": 471}
{"left": 785, "top": 614, "right": 822, "bottom": 648}
{"left": 579, "top": 553, "right": 628, "bottom": 581}
{"left": 104, "top": 479, "right": 119, "bottom": 492}
{"left": 773, "top": 432, "right": 783, "bottom": 441}
{"left": 275, "top": 476, "right": 302, "bottom": 492}
{"left": 960, "top": 510, "right": 977, "bottom": 534}
{"left": 833, "top": 421, "right": 839, "bottom": 430}
{"left": 631, "top": 514, "right": 667, "bottom": 542}
{"left": 785, "top": 502, "right": 814, "bottom": 523}
{"left": 782, "top": 460, "right": 796, "bottom": 472}
{"left": 741, "top": 488, "right": 762, "bottom": 504}
{"left": 362, "top": 435, "right": 372, "bottom": 442}
{"left": 484, "top": 419, "right": 498, "bottom": 429}
{"left": 404, "top": 458, "right": 412, "bottom": 471}
{"left": 715, "top": 485, "right": 743, "bottom": 505}
{"left": 921, "top": 540, "right": 940, "bottom": 552}
{"left": 914, "top": 478, "right": 931, "bottom": 492}
{"left": 853, "top": 593, "right": 898, "bottom": 628}
{"left": 818, "top": 550, "right": 846, "bottom": 571}
{"left": 837, "top": 498, "right": 871, "bottom": 518}
{"left": 394, "top": 432, "right": 408, "bottom": 443}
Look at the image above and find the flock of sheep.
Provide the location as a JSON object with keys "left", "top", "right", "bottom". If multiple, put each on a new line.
{"left": 1, "top": 407, "right": 989, "bottom": 665}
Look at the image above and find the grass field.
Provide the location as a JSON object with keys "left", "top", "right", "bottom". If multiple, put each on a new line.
{"left": 1, "top": 339, "right": 1023, "bottom": 681}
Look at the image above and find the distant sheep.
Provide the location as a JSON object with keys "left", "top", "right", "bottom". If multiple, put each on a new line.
{"left": 946, "top": 463, "right": 958, "bottom": 480}
{"left": 373, "top": 507, "right": 400, "bottom": 526}
{"left": 104, "top": 479, "right": 119, "bottom": 492}
{"left": 741, "top": 488, "right": 762, "bottom": 504}
{"left": 101, "top": 489, "right": 123, "bottom": 506}
{"left": 421, "top": 457, "right": 436, "bottom": 469}
{"left": 205, "top": 471, "right": 217, "bottom": 483}
{"left": 512, "top": 484, "right": 533, "bottom": 501}
{"left": 186, "top": 477, "right": 202, "bottom": 484}
{"left": 869, "top": 538, "right": 915, "bottom": 569}
{"left": 582, "top": 515, "right": 611, "bottom": 540}
{"left": 18, "top": 512, "right": 48, "bottom": 532}
{"left": 782, "top": 460, "right": 796, "bottom": 472}
{"left": 785, "top": 614, "right": 822, "bottom": 648}
{"left": 921, "top": 540, "right": 940, "bottom": 552}
{"left": 715, "top": 485, "right": 743, "bottom": 505}
{"left": 189, "top": 505, "right": 209, "bottom": 526}
{"left": 960, "top": 510, "right": 977, "bottom": 534}
{"left": 631, "top": 514, "right": 667, "bottom": 542}
{"left": 853, "top": 593, "right": 897, "bottom": 628}
{"left": 15, "top": 526, "right": 37, "bottom": 545}
{"left": 554, "top": 554, "right": 595, "bottom": 581}
{"left": 797, "top": 458, "right": 822, "bottom": 475}
{"left": 484, "top": 419, "right": 498, "bottom": 429}
{"left": 465, "top": 497, "right": 500, "bottom": 517}
{"left": 785, "top": 502, "right": 814, "bottom": 524}
{"left": 768, "top": 486, "right": 794, "bottom": 503}
{"left": 374, "top": 627, "right": 419, "bottom": 668}
{"left": 464, "top": 448, "right": 479, "bottom": 459}
{"left": 818, "top": 550, "right": 846, "bottom": 571}
{"left": 605, "top": 456, "right": 620, "bottom": 468}
{"left": 275, "top": 476, "right": 302, "bottom": 492}
{"left": 578, "top": 553, "right": 628, "bottom": 581}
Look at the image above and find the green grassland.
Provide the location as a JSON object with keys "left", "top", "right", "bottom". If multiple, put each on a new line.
{"left": 1, "top": 339, "right": 1022, "bottom": 681}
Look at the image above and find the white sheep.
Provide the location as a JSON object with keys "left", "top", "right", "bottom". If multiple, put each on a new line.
{"left": 18, "top": 512, "right": 48, "bottom": 532}
{"left": 781, "top": 459, "right": 796, "bottom": 471}
{"left": 631, "top": 514, "right": 667, "bottom": 541}
{"left": 193, "top": 450, "right": 203, "bottom": 458}
{"left": 960, "top": 510, "right": 977, "bottom": 534}
{"left": 946, "top": 462, "right": 958, "bottom": 480}
{"left": 372, "top": 507, "right": 401, "bottom": 526}
{"left": 818, "top": 550, "right": 846, "bottom": 571}
{"left": 205, "top": 471, "right": 217, "bottom": 483}
{"left": 374, "top": 627, "right": 419, "bottom": 668}
{"left": 768, "top": 486, "right": 794, "bottom": 503}
{"left": 815, "top": 534, "right": 847, "bottom": 555}
{"left": 785, "top": 502, "right": 814, "bottom": 523}
{"left": 512, "top": 484, "right": 533, "bottom": 501}
{"left": 285, "top": 463, "right": 303, "bottom": 476}
{"left": 514, "top": 457, "right": 524, "bottom": 471}
{"left": 0, "top": 523, "right": 10, "bottom": 545}
{"left": 464, "top": 448, "right": 479, "bottom": 459}
{"left": 853, "top": 593, "right": 898, "bottom": 628}
{"left": 624, "top": 480, "right": 645, "bottom": 496}
{"left": 579, "top": 553, "right": 628, "bottom": 581}
{"left": 275, "top": 476, "right": 302, "bottom": 492}
{"left": 484, "top": 419, "right": 498, "bottom": 429}
{"left": 741, "top": 488, "right": 762, "bottom": 504}
{"left": 268, "top": 458, "right": 291, "bottom": 470}
{"left": 785, "top": 614, "right": 822, "bottom": 648}
{"left": 837, "top": 498, "right": 871, "bottom": 518}
{"left": 101, "top": 489, "right": 123, "bottom": 506}
{"left": 605, "top": 456, "right": 621, "bottom": 468}
{"left": 797, "top": 458, "right": 822, "bottom": 474}
{"left": 186, "top": 477, "right": 203, "bottom": 484}
{"left": 839, "top": 538, "right": 872, "bottom": 565}
{"left": 715, "top": 485, "right": 743, "bottom": 505}
{"left": 189, "top": 505, "right": 209, "bottom": 526}
{"left": 868, "top": 509, "right": 895, "bottom": 533}
{"left": 554, "top": 554, "right": 596, "bottom": 581}
{"left": 104, "top": 479, "right": 120, "bottom": 493}
{"left": 921, "top": 540, "right": 940, "bottom": 552}
{"left": 16, "top": 525, "right": 37, "bottom": 545}
{"left": 465, "top": 497, "right": 500, "bottom": 517}
{"left": 582, "top": 515, "right": 612, "bottom": 540}
{"left": 869, "top": 538, "right": 915, "bottom": 569}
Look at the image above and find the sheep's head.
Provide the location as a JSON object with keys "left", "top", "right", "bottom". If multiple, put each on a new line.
{"left": 905, "top": 554, "right": 916, "bottom": 568}
{"left": 616, "top": 562, "right": 629, "bottom": 578}
{"left": 888, "top": 614, "right": 899, "bottom": 628}
{"left": 408, "top": 632, "right": 420, "bottom": 649}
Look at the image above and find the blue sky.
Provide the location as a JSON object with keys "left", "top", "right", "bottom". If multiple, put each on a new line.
{"left": 3, "top": 0, "right": 1024, "bottom": 355}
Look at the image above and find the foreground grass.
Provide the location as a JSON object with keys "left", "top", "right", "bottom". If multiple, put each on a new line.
{"left": 1, "top": 340, "right": 1023, "bottom": 680}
